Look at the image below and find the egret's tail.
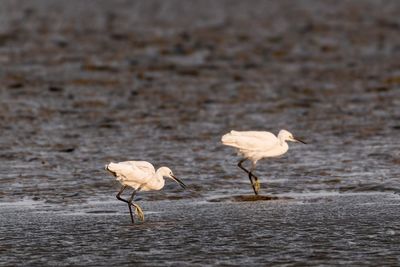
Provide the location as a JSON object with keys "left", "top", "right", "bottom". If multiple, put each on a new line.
{"left": 221, "top": 131, "right": 239, "bottom": 146}
{"left": 105, "top": 162, "right": 118, "bottom": 176}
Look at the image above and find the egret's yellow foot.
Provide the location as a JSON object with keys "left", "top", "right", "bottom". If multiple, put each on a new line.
{"left": 254, "top": 180, "right": 261, "bottom": 194}
{"left": 132, "top": 203, "right": 145, "bottom": 222}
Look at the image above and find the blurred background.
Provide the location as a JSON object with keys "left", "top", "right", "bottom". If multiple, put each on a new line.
{"left": 1, "top": 0, "right": 400, "bottom": 203}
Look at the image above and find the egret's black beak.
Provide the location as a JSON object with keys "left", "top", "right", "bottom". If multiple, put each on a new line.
{"left": 294, "top": 136, "right": 307, "bottom": 144}
{"left": 171, "top": 175, "right": 186, "bottom": 189}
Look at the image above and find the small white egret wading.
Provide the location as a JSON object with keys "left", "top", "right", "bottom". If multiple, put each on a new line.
{"left": 105, "top": 161, "right": 186, "bottom": 224}
{"left": 221, "top": 129, "right": 306, "bottom": 195}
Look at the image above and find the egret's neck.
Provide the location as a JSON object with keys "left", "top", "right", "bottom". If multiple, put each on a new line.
{"left": 279, "top": 136, "right": 289, "bottom": 149}
{"left": 282, "top": 140, "right": 289, "bottom": 149}
{"left": 278, "top": 135, "right": 287, "bottom": 145}
{"left": 156, "top": 168, "right": 164, "bottom": 178}
{"left": 149, "top": 170, "right": 165, "bottom": 190}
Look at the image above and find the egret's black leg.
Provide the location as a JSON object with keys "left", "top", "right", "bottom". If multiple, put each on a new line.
{"left": 116, "top": 185, "right": 128, "bottom": 203}
{"left": 127, "top": 186, "right": 145, "bottom": 222}
{"left": 128, "top": 185, "right": 145, "bottom": 206}
{"left": 116, "top": 185, "right": 134, "bottom": 224}
{"left": 237, "top": 159, "right": 258, "bottom": 195}
{"left": 128, "top": 189, "right": 138, "bottom": 206}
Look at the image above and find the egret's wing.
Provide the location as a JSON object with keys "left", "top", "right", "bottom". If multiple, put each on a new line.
{"left": 223, "top": 136, "right": 277, "bottom": 151}
{"left": 107, "top": 162, "right": 151, "bottom": 184}
{"left": 125, "top": 161, "right": 156, "bottom": 174}
{"left": 229, "top": 130, "right": 276, "bottom": 139}
{"left": 222, "top": 130, "right": 278, "bottom": 151}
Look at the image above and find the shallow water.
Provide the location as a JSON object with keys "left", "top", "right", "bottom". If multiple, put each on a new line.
{"left": 1, "top": 194, "right": 400, "bottom": 266}
{"left": 0, "top": 0, "right": 400, "bottom": 265}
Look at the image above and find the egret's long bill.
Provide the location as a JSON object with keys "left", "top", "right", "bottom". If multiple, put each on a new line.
{"left": 170, "top": 175, "right": 186, "bottom": 189}
{"left": 293, "top": 136, "right": 307, "bottom": 144}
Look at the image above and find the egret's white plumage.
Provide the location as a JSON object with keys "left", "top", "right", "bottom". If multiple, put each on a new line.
{"left": 105, "top": 160, "right": 186, "bottom": 223}
{"left": 221, "top": 129, "right": 305, "bottom": 195}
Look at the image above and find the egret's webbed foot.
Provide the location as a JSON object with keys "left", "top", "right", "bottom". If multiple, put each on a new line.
{"left": 131, "top": 203, "right": 145, "bottom": 222}
{"left": 249, "top": 172, "right": 260, "bottom": 195}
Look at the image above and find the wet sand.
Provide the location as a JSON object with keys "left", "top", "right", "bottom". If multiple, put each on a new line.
{"left": 1, "top": 194, "right": 400, "bottom": 266}
{"left": 1, "top": 0, "right": 400, "bottom": 265}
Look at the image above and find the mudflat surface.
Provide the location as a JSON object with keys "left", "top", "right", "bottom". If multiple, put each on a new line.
{"left": 0, "top": 0, "right": 400, "bottom": 266}
{"left": 1, "top": 194, "right": 400, "bottom": 266}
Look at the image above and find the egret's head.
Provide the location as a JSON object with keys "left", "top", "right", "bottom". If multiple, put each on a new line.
{"left": 278, "top": 129, "right": 306, "bottom": 144}
{"left": 158, "top": 167, "right": 186, "bottom": 189}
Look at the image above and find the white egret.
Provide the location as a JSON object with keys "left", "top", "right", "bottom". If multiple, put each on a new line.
{"left": 105, "top": 161, "right": 186, "bottom": 224}
{"left": 221, "top": 129, "right": 306, "bottom": 195}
